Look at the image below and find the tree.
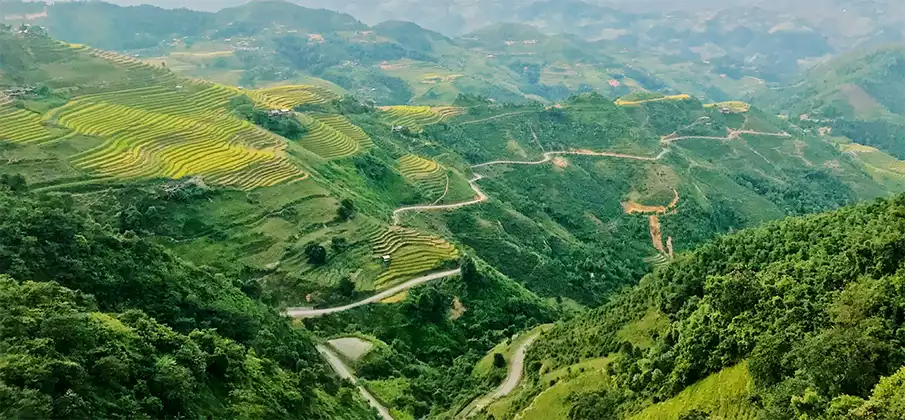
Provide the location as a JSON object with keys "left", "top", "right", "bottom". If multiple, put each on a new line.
{"left": 304, "top": 242, "right": 327, "bottom": 265}
{"left": 460, "top": 254, "right": 478, "bottom": 284}
{"left": 338, "top": 276, "right": 355, "bottom": 297}
{"left": 331, "top": 237, "right": 349, "bottom": 253}
{"left": 0, "top": 174, "right": 27, "bottom": 193}
{"left": 851, "top": 366, "right": 905, "bottom": 419}
{"left": 493, "top": 353, "right": 506, "bottom": 369}
{"left": 337, "top": 198, "right": 355, "bottom": 220}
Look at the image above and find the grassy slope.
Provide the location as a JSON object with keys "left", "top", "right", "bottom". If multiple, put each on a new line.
{"left": 627, "top": 363, "right": 756, "bottom": 420}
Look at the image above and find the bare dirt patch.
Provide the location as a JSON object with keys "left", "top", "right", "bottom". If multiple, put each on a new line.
{"left": 506, "top": 137, "right": 529, "bottom": 158}
{"left": 649, "top": 216, "right": 665, "bottom": 254}
{"left": 552, "top": 156, "right": 569, "bottom": 168}
{"left": 449, "top": 296, "right": 467, "bottom": 320}
{"left": 328, "top": 337, "right": 374, "bottom": 361}
{"left": 621, "top": 189, "right": 679, "bottom": 215}
{"left": 4, "top": 7, "right": 47, "bottom": 20}
{"left": 378, "top": 61, "right": 408, "bottom": 71}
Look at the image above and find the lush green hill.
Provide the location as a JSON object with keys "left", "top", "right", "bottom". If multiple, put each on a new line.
{"left": 11, "top": 0, "right": 900, "bottom": 103}
{"left": 504, "top": 194, "right": 905, "bottom": 419}
{"left": 0, "top": 27, "right": 556, "bottom": 419}
{"left": 760, "top": 44, "right": 905, "bottom": 119}
{"left": 0, "top": 189, "right": 377, "bottom": 419}
{"left": 757, "top": 44, "right": 905, "bottom": 160}
{"left": 5, "top": 24, "right": 905, "bottom": 420}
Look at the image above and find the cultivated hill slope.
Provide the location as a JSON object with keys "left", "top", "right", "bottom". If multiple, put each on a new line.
{"left": 0, "top": 29, "right": 311, "bottom": 190}
{"left": 6, "top": 27, "right": 905, "bottom": 420}
{"left": 0, "top": 28, "right": 557, "bottom": 419}
{"left": 493, "top": 194, "right": 905, "bottom": 419}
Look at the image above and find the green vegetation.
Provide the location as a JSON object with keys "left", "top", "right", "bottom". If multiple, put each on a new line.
{"left": 627, "top": 363, "right": 756, "bottom": 420}
{"left": 758, "top": 44, "right": 905, "bottom": 160}
{"left": 525, "top": 194, "right": 905, "bottom": 419}
{"left": 6, "top": 17, "right": 905, "bottom": 420}
{"left": 0, "top": 189, "right": 376, "bottom": 419}
{"left": 308, "top": 259, "right": 557, "bottom": 419}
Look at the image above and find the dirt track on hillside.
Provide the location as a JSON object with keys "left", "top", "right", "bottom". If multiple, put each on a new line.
{"left": 456, "top": 331, "right": 541, "bottom": 418}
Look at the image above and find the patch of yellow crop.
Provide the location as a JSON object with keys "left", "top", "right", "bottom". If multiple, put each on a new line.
{"left": 616, "top": 94, "right": 691, "bottom": 106}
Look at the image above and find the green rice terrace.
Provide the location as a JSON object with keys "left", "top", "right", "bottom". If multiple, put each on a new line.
{"left": 298, "top": 112, "right": 374, "bottom": 159}
{"left": 0, "top": 29, "right": 469, "bottom": 306}
{"left": 379, "top": 105, "right": 466, "bottom": 130}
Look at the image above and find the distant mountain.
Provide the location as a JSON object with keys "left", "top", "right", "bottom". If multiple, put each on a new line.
{"left": 1, "top": 1, "right": 639, "bottom": 104}
{"left": 4, "top": 0, "right": 899, "bottom": 104}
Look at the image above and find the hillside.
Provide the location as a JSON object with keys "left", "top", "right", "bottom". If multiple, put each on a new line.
{"left": 491, "top": 194, "right": 905, "bottom": 419}
{"left": 757, "top": 44, "right": 905, "bottom": 160}
{"left": 5, "top": 24, "right": 905, "bottom": 419}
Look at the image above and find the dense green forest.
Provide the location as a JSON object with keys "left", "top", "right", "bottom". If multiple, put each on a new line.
{"left": 0, "top": 188, "right": 377, "bottom": 419}
{"left": 524, "top": 194, "right": 905, "bottom": 419}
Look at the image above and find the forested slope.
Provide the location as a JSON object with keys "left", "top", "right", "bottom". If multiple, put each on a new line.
{"left": 0, "top": 189, "right": 377, "bottom": 419}
{"left": 518, "top": 194, "right": 905, "bottom": 419}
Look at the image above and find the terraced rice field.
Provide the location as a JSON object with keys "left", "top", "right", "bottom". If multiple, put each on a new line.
{"left": 644, "top": 254, "right": 669, "bottom": 268}
{"left": 247, "top": 85, "right": 338, "bottom": 108}
{"left": 0, "top": 107, "right": 60, "bottom": 144}
{"left": 366, "top": 225, "right": 459, "bottom": 289}
{"left": 78, "top": 49, "right": 181, "bottom": 93}
{"left": 26, "top": 49, "right": 307, "bottom": 189}
{"left": 298, "top": 113, "right": 373, "bottom": 159}
{"left": 58, "top": 98, "right": 304, "bottom": 189}
{"left": 397, "top": 154, "right": 447, "bottom": 199}
{"left": 378, "top": 106, "right": 465, "bottom": 130}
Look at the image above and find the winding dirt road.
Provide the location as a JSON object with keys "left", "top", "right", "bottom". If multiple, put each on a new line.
{"left": 662, "top": 129, "right": 791, "bottom": 144}
{"left": 285, "top": 268, "right": 461, "bottom": 318}
{"left": 457, "top": 331, "right": 542, "bottom": 418}
{"left": 392, "top": 175, "right": 488, "bottom": 225}
{"left": 393, "top": 148, "right": 669, "bottom": 224}
{"left": 317, "top": 344, "right": 394, "bottom": 420}
{"left": 472, "top": 148, "right": 668, "bottom": 168}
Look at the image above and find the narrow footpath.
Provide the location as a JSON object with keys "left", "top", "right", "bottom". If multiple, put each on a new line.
{"left": 662, "top": 129, "right": 791, "bottom": 144}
